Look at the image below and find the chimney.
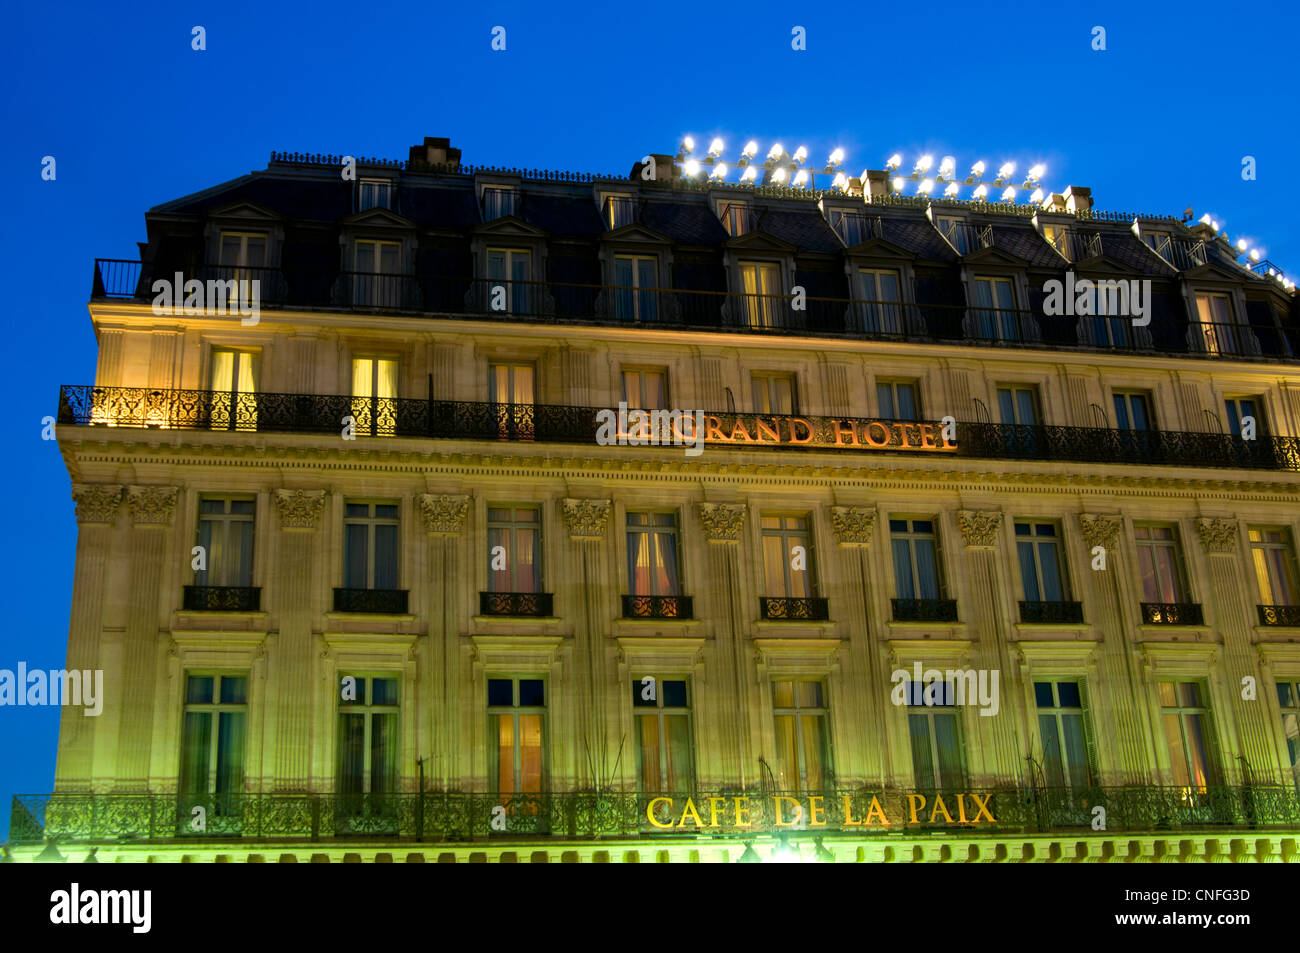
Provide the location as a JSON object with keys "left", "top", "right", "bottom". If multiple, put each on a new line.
{"left": 862, "top": 170, "right": 891, "bottom": 203}
{"left": 1041, "top": 192, "right": 1068, "bottom": 213}
{"left": 1189, "top": 222, "right": 1217, "bottom": 242}
{"left": 1062, "top": 186, "right": 1092, "bottom": 214}
{"left": 630, "top": 154, "right": 676, "bottom": 183}
{"left": 409, "top": 137, "right": 462, "bottom": 169}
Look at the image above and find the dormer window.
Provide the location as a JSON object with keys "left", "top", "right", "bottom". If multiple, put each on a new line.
{"left": 719, "top": 201, "right": 755, "bottom": 237}
{"left": 1041, "top": 224, "right": 1069, "bottom": 259}
{"left": 934, "top": 215, "right": 971, "bottom": 254}
{"left": 358, "top": 178, "right": 392, "bottom": 211}
{"left": 603, "top": 195, "right": 636, "bottom": 230}
{"left": 1142, "top": 229, "right": 1172, "bottom": 260}
{"left": 219, "top": 232, "right": 267, "bottom": 280}
{"left": 827, "top": 209, "right": 875, "bottom": 246}
{"left": 482, "top": 188, "right": 520, "bottom": 221}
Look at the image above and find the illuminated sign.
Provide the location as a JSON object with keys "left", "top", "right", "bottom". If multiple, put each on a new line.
{"left": 643, "top": 792, "right": 995, "bottom": 832}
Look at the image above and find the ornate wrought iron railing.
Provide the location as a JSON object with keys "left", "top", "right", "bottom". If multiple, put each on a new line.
{"left": 13, "top": 785, "right": 1300, "bottom": 845}
{"left": 1019, "top": 601, "right": 1084, "bottom": 624}
{"left": 1141, "top": 602, "right": 1204, "bottom": 625}
{"left": 759, "top": 597, "right": 830, "bottom": 621}
{"left": 182, "top": 586, "right": 261, "bottom": 612}
{"left": 479, "top": 592, "right": 554, "bottom": 617}
{"left": 332, "top": 588, "right": 409, "bottom": 614}
{"left": 622, "top": 594, "right": 694, "bottom": 620}
{"left": 892, "top": 598, "right": 960, "bottom": 623}
{"left": 1259, "top": 605, "right": 1300, "bottom": 627}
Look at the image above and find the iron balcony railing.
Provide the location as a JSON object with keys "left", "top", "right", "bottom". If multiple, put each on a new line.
{"left": 90, "top": 259, "right": 1300, "bottom": 363}
{"left": 13, "top": 785, "right": 1300, "bottom": 844}
{"left": 622, "top": 594, "right": 694, "bottom": 620}
{"left": 1259, "top": 605, "right": 1300, "bottom": 627}
{"left": 1019, "top": 600, "right": 1084, "bottom": 624}
{"left": 1141, "top": 602, "right": 1205, "bottom": 625}
{"left": 759, "top": 596, "right": 830, "bottom": 621}
{"left": 479, "top": 592, "right": 554, "bottom": 617}
{"left": 182, "top": 586, "right": 261, "bottom": 612}
{"left": 892, "top": 598, "right": 960, "bottom": 623}
{"left": 332, "top": 588, "right": 409, "bottom": 614}
{"left": 55, "top": 385, "right": 1300, "bottom": 473}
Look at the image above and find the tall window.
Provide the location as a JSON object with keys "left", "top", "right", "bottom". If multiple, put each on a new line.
{"left": 488, "top": 507, "right": 541, "bottom": 593}
{"left": 210, "top": 348, "right": 258, "bottom": 431}
{"left": 1016, "top": 521, "right": 1068, "bottom": 602}
{"left": 1250, "top": 527, "right": 1299, "bottom": 607}
{"left": 771, "top": 680, "right": 830, "bottom": 791}
{"left": 351, "top": 357, "right": 397, "bottom": 437}
{"left": 907, "top": 679, "right": 965, "bottom": 789}
{"left": 1159, "top": 681, "right": 1216, "bottom": 791}
{"left": 891, "top": 518, "right": 944, "bottom": 601}
{"left": 1194, "top": 292, "right": 1240, "bottom": 355}
{"left": 337, "top": 675, "right": 398, "bottom": 800}
{"left": 1091, "top": 290, "right": 1131, "bottom": 348}
{"left": 1135, "top": 524, "right": 1189, "bottom": 604}
{"left": 614, "top": 255, "right": 658, "bottom": 322}
{"left": 196, "top": 498, "right": 254, "bottom": 588}
{"left": 973, "top": 276, "right": 1019, "bottom": 341}
{"left": 856, "top": 268, "right": 902, "bottom": 334}
{"left": 877, "top": 380, "right": 919, "bottom": 421}
{"left": 344, "top": 502, "right": 400, "bottom": 591}
{"left": 490, "top": 362, "right": 534, "bottom": 438}
{"left": 180, "top": 674, "right": 247, "bottom": 797}
{"left": 486, "top": 248, "right": 531, "bottom": 314}
{"left": 762, "top": 515, "right": 815, "bottom": 598}
{"left": 1225, "top": 396, "right": 1266, "bottom": 438}
{"left": 354, "top": 240, "right": 401, "bottom": 307}
{"left": 634, "top": 677, "right": 693, "bottom": 792}
{"left": 627, "top": 512, "right": 680, "bottom": 596}
{"left": 488, "top": 677, "right": 545, "bottom": 794}
{"left": 997, "top": 385, "right": 1040, "bottom": 426}
{"left": 622, "top": 368, "right": 667, "bottom": 410}
{"left": 1113, "top": 391, "right": 1153, "bottom": 430}
{"left": 1035, "top": 681, "right": 1092, "bottom": 790}
{"left": 1276, "top": 681, "right": 1300, "bottom": 795}
{"left": 739, "top": 261, "right": 781, "bottom": 329}
{"left": 752, "top": 372, "right": 796, "bottom": 415}
{"left": 358, "top": 179, "right": 392, "bottom": 211}
{"left": 218, "top": 232, "right": 266, "bottom": 283}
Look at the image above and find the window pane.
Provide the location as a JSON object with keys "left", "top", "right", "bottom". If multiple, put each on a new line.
{"left": 187, "top": 676, "right": 214, "bottom": 705}
{"left": 663, "top": 680, "right": 688, "bottom": 708}
{"left": 519, "top": 679, "right": 544, "bottom": 707}
{"left": 180, "top": 711, "right": 212, "bottom": 793}
{"left": 487, "top": 679, "right": 512, "bottom": 707}
{"left": 219, "top": 676, "right": 248, "bottom": 705}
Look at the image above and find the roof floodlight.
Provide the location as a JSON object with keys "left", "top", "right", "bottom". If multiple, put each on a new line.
{"left": 973, "top": 184, "right": 989, "bottom": 200}
{"left": 1250, "top": 249, "right": 1261, "bottom": 261}
{"left": 1236, "top": 239, "right": 1248, "bottom": 251}
{"left": 707, "top": 137, "right": 725, "bottom": 157}
{"left": 771, "top": 167, "right": 788, "bottom": 183}
{"left": 938, "top": 156, "right": 956, "bottom": 179}
{"left": 892, "top": 176, "right": 906, "bottom": 192}
{"left": 1027, "top": 163, "right": 1046, "bottom": 181}
{"left": 828, "top": 148, "right": 845, "bottom": 166}
{"left": 915, "top": 154, "right": 934, "bottom": 173}
{"left": 683, "top": 158, "right": 701, "bottom": 176}
{"left": 681, "top": 136, "right": 695, "bottom": 154}
{"left": 918, "top": 178, "right": 935, "bottom": 195}
{"left": 944, "top": 182, "right": 960, "bottom": 198}
{"left": 1001, "top": 186, "right": 1016, "bottom": 201}
{"left": 741, "top": 166, "right": 758, "bottom": 182}
{"left": 1029, "top": 187, "right": 1045, "bottom": 204}
{"left": 831, "top": 172, "right": 848, "bottom": 189}
{"left": 792, "top": 146, "right": 809, "bottom": 164}
{"left": 768, "top": 143, "right": 785, "bottom": 161}
{"left": 711, "top": 163, "right": 728, "bottom": 180}
{"left": 793, "top": 169, "right": 809, "bottom": 186}
{"left": 997, "top": 162, "right": 1016, "bottom": 180}
{"left": 742, "top": 141, "right": 759, "bottom": 159}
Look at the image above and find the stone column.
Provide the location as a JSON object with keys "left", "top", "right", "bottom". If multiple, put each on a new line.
{"left": 114, "top": 485, "right": 179, "bottom": 789}
{"left": 417, "top": 493, "right": 470, "bottom": 790}
{"left": 55, "top": 485, "right": 124, "bottom": 791}
{"left": 560, "top": 498, "right": 614, "bottom": 786}
{"left": 269, "top": 489, "right": 326, "bottom": 791}
{"left": 698, "top": 502, "right": 749, "bottom": 784}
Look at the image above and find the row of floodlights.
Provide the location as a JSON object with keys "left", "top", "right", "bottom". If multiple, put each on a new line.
{"left": 677, "top": 137, "right": 849, "bottom": 188}
{"left": 1198, "top": 214, "right": 1293, "bottom": 290}
{"left": 885, "top": 154, "right": 1047, "bottom": 204}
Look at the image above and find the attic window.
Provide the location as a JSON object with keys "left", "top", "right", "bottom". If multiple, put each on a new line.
{"left": 827, "top": 209, "right": 877, "bottom": 246}
{"left": 1142, "top": 229, "right": 1172, "bottom": 261}
{"left": 719, "top": 201, "right": 754, "bottom": 237}
{"left": 482, "top": 188, "right": 519, "bottom": 221}
{"left": 359, "top": 179, "right": 392, "bottom": 211}
{"left": 1042, "top": 224, "right": 1069, "bottom": 260}
{"left": 603, "top": 195, "right": 636, "bottom": 230}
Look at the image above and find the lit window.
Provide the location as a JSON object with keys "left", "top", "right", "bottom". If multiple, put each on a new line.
{"left": 626, "top": 513, "right": 681, "bottom": 598}
{"left": 488, "top": 677, "right": 546, "bottom": 795}
{"left": 856, "top": 268, "right": 902, "bottom": 334}
{"left": 633, "top": 677, "right": 693, "bottom": 792}
{"left": 739, "top": 261, "right": 781, "bottom": 328}
{"left": 614, "top": 255, "right": 658, "bottom": 322}
{"left": 209, "top": 348, "right": 258, "bottom": 432}
{"left": 752, "top": 372, "right": 796, "bottom": 414}
{"left": 1250, "top": 527, "right": 1299, "bottom": 607}
{"left": 487, "top": 507, "right": 541, "bottom": 594}
{"left": 719, "top": 201, "right": 753, "bottom": 236}
{"left": 772, "top": 680, "right": 830, "bottom": 791}
{"left": 351, "top": 356, "right": 397, "bottom": 437}
{"left": 761, "top": 514, "right": 815, "bottom": 599}
{"left": 1135, "top": 524, "right": 1189, "bottom": 604}
{"left": 1158, "top": 681, "right": 1216, "bottom": 793}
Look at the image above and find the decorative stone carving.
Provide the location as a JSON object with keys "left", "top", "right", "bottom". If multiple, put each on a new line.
{"left": 274, "top": 489, "right": 326, "bottom": 529}
{"left": 830, "top": 505, "right": 876, "bottom": 547}
{"left": 71, "top": 484, "right": 124, "bottom": 524}
{"left": 698, "top": 502, "right": 747, "bottom": 543}
{"left": 1077, "top": 514, "right": 1121, "bottom": 550}
{"left": 126, "top": 485, "right": 179, "bottom": 526}
{"left": 561, "top": 498, "right": 611, "bottom": 539}
{"left": 957, "top": 510, "right": 1002, "bottom": 549}
{"left": 418, "top": 493, "right": 470, "bottom": 535}
{"left": 1195, "top": 517, "right": 1238, "bottom": 556}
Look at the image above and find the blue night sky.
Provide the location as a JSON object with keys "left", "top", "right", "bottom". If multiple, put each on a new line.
{"left": 1, "top": 0, "right": 1296, "bottom": 838}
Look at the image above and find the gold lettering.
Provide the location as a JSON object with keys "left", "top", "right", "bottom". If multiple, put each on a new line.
{"left": 733, "top": 796, "right": 751, "bottom": 828}
{"left": 895, "top": 422, "right": 919, "bottom": 448}
{"left": 707, "top": 797, "right": 727, "bottom": 828}
{"left": 928, "top": 794, "right": 954, "bottom": 824}
{"left": 841, "top": 795, "right": 861, "bottom": 826}
{"left": 864, "top": 795, "right": 889, "bottom": 826}
{"left": 755, "top": 417, "right": 780, "bottom": 442}
{"left": 705, "top": 415, "right": 725, "bottom": 442}
{"left": 646, "top": 797, "right": 674, "bottom": 829}
{"left": 968, "top": 792, "right": 996, "bottom": 823}
{"left": 772, "top": 795, "right": 801, "bottom": 826}
{"left": 956, "top": 792, "right": 969, "bottom": 823}
{"left": 906, "top": 793, "right": 927, "bottom": 824}
{"left": 831, "top": 420, "right": 859, "bottom": 446}
{"left": 788, "top": 418, "right": 814, "bottom": 444}
{"left": 729, "top": 418, "right": 753, "bottom": 442}
{"left": 919, "top": 423, "right": 937, "bottom": 449}
{"left": 808, "top": 795, "right": 827, "bottom": 827}
{"left": 676, "top": 797, "right": 704, "bottom": 828}
{"left": 863, "top": 421, "right": 891, "bottom": 447}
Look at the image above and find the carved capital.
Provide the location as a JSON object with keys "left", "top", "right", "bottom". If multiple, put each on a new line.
{"left": 71, "top": 484, "right": 124, "bottom": 524}
{"left": 957, "top": 510, "right": 1002, "bottom": 549}
{"left": 1077, "top": 513, "right": 1122, "bottom": 550}
{"left": 698, "top": 502, "right": 747, "bottom": 543}
{"left": 418, "top": 493, "right": 470, "bottom": 536}
{"left": 274, "top": 489, "right": 327, "bottom": 530}
{"left": 1196, "top": 517, "right": 1238, "bottom": 556}
{"left": 830, "top": 505, "right": 876, "bottom": 547}
{"left": 126, "top": 485, "right": 179, "bottom": 526}
{"left": 561, "top": 498, "right": 611, "bottom": 540}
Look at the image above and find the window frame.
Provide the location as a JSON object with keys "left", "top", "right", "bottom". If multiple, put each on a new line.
{"left": 336, "top": 673, "right": 400, "bottom": 796}
{"left": 770, "top": 678, "right": 832, "bottom": 792}
{"left": 487, "top": 676, "right": 548, "bottom": 795}
{"left": 195, "top": 496, "right": 256, "bottom": 588}
{"left": 342, "top": 500, "right": 401, "bottom": 591}
{"left": 632, "top": 676, "right": 695, "bottom": 793}
{"left": 180, "top": 672, "right": 249, "bottom": 796}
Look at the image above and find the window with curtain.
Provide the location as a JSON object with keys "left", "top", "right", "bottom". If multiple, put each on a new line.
{"left": 1041, "top": 224, "right": 1069, "bottom": 259}
{"left": 856, "top": 268, "right": 902, "bottom": 334}
{"left": 196, "top": 498, "right": 254, "bottom": 588}
{"left": 180, "top": 674, "right": 248, "bottom": 798}
{"left": 626, "top": 512, "right": 680, "bottom": 597}
{"left": 218, "top": 232, "right": 267, "bottom": 287}
{"left": 1091, "top": 292, "right": 1131, "bottom": 348}
{"left": 351, "top": 357, "right": 397, "bottom": 437}
{"left": 1016, "top": 521, "right": 1068, "bottom": 602}
{"left": 358, "top": 179, "right": 392, "bottom": 211}
{"left": 488, "top": 677, "right": 546, "bottom": 795}
{"left": 614, "top": 255, "right": 658, "bottom": 322}
{"left": 1135, "top": 524, "right": 1188, "bottom": 603}
{"left": 486, "top": 248, "right": 532, "bottom": 314}
{"left": 482, "top": 188, "right": 519, "bottom": 220}
{"left": 771, "top": 680, "right": 830, "bottom": 792}
{"left": 877, "top": 380, "right": 919, "bottom": 421}
{"left": 907, "top": 680, "right": 965, "bottom": 790}
{"left": 1250, "top": 527, "right": 1299, "bottom": 606}
{"left": 1035, "top": 681, "right": 1092, "bottom": 790}
{"left": 622, "top": 368, "right": 667, "bottom": 410}
{"left": 489, "top": 363, "right": 534, "bottom": 439}
{"left": 739, "top": 261, "right": 781, "bottom": 328}
{"left": 344, "top": 502, "right": 400, "bottom": 591}
{"left": 996, "top": 385, "right": 1040, "bottom": 425}
{"left": 752, "top": 372, "right": 796, "bottom": 415}
{"left": 719, "top": 202, "right": 752, "bottom": 237}
{"left": 209, "top": 348, "right": 258, "bottom": 431}
{"left": 354, "top": 240, "right": 401, "bottom": 308}
{"left": 1113, "top": 391, "right": 1153, "bottom": 431}
{"left": 633, "top": 677, "right": 693, "bottom": 793}
{"left": 1194, "top": 292, "right": 1239, "bottom": 355}
{"left": 487, "top": 507, "right": 541, "bottom": 594}
{"left": 935, "top": 216, "right": 968, "bottom": 254}
{"left": 973, "top": 276, "right": 1019, "bottom": 341}
{"left": 604, "top": 195, "right": 636, "bottom": 230}
{"left": 1158, "top": 681, "right": 1216, "bottom": 792}
{"left": 891, "top": 518, "right": 944, "bottom": 601}
{"left": 336, "top": 675, "right": 399, "bottom": 806}
{"left": 761, "top": 514, "right": 814, "bottom": 598}
{"left": 1276, "top": 681, "right": 1300, "bottom": 796}
{"left": 1225, "top": 396, "right": 1266, "bottom": 437}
